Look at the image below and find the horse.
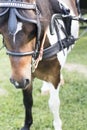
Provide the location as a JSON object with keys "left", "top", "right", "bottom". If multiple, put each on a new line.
{"left": 0, "top": 0, "right": 79, "bottom": 130}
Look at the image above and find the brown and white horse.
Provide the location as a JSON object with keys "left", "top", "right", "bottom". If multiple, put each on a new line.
{"left": 0, "top": 0, "right": 79, "bottom": 130}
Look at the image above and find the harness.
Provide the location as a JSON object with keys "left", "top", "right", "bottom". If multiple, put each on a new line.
{"left": 0, "top": 0, "right": 86, "bottom": 70}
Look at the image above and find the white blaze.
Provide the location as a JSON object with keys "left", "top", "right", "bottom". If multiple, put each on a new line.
{"left": 13, "top": 22, "right": 23, "bottom": 43}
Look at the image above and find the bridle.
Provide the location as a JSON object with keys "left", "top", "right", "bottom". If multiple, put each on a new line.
{"left": 0, "top": 0, "right": 41, "bottom": 59}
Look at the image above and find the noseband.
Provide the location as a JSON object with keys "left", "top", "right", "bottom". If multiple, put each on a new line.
{"left": 0, "top": 0, "right": 41, "bottom": 59}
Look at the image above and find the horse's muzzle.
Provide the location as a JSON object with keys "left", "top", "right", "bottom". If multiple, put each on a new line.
{"left": 10, "top": 78, "right": 30, "bottom": 89}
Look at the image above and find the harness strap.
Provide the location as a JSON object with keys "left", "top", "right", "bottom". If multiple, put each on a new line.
{"left": 43, "top": 36, "right": 76, "bottom": 59}
{"left": 32, "top": 27, "right": 48, "bottom": 70}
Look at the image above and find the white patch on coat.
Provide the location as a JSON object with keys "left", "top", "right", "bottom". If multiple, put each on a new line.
{"left": 41, "top": 81, "right": 62, "bottom": 130}
{"left": 41, "top": 81, "right": 50, "bottom": 94}
{"left": 13, "top": 22, "right": 23, "bottom": 43}
{"left": 48, "top": 82, "right": 62, "bottom": 130}
{"left": 71, "top": 20, "right": 79, "bottom": 39}
{"left": 47, "top": 20, "right": 66, "bottom": 45}
{"left": 57, "top": 48, "right": 68, "bottom": 68}
{"left": 47, "top": 21, "right": 67, "bottom": 68}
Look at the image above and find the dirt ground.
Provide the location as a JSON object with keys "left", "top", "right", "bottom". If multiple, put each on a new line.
{"left": 64, "top": 63, "right": 87, "bottom": 77}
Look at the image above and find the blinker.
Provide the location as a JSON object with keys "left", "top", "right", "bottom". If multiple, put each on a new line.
{"left": 8, "top": 8, "right": 17, "bottom": 35}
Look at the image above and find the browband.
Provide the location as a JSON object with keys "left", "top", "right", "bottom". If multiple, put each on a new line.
{"left": 0, "top": 2, "right": 36, "bottom": 9}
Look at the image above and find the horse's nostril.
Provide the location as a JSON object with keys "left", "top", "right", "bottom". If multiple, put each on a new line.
{"left": 10, "top": 78, "right": 20, "bottom": 88}
{"left": 10, "top": 78, "right": 30, "bottom": 89}
{"left": 10, "top": 78, "right": 14, "bottom": 84}
{"left": 24, "top": 79, "right": 30, "bottom": 86}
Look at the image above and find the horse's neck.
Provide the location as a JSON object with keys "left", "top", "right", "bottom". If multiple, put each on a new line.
{"left": 59, "top": 0, "right": 78, "bottom": 15}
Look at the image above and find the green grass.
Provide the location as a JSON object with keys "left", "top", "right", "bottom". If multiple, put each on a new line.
{"left": 0, "top": 33, "right": 87, "bottom": 130}
{"left": 60, "top": 72, "right": 87, "bottom": 130}
{"left": 67, "top": 36, "right": 87, "bottom": 65}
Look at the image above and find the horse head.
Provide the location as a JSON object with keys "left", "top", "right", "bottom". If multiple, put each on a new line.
{"left": 0, "top": 0, "right": 45, "bottom": 89}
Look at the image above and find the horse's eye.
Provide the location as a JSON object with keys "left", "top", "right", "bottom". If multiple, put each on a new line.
{"left": 0, "top": 8, "right": 9, "bottom": 26}
{"left": 28, "top": 30, "right": 37, "bottom": 41}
